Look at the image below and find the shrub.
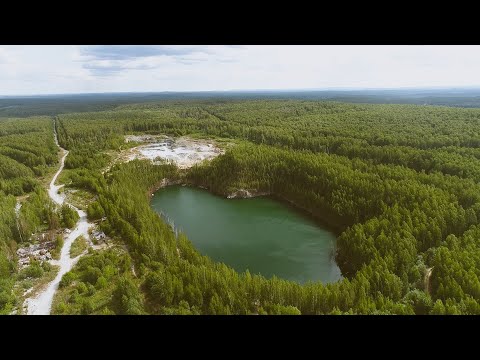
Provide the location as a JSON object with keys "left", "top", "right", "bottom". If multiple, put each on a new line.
{"left": 24, "top": 261, "right": 44, "bottom": 278}
{"left": 96, "top": 276, "right": 107, "bottom": 289}
{"left": 59, "top": 271, "right": 75, "bottom": 288}
{"left": 77, "top": 281, "right": 88, "bottom": 294}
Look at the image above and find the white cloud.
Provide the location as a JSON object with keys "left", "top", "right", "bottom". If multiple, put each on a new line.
{"left": 0, "top": 47, "right": 13, "bottom": 64}
{"left": 1, "top": 45, "right": 480, "bottom": 95}
{"left": 76, "top": 45, "right": 240, "bottom": 75}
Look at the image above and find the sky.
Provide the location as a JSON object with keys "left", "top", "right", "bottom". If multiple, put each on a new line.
{"left": 1, "top": 45, "right": 480, "bottom": 95}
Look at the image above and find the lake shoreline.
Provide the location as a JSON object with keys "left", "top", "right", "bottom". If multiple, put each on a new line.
{"left": 150, "top": 178, "right": 347, "bottom": 236}
{"left": 150, "top": 184, "right": 342, "bottom": 284}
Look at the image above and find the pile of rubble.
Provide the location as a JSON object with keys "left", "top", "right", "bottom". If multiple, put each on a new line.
{"left": 125, "top": 134, "right": 168, "bottom": 143}
{"left": 29, "top": 229, "right": 63, "bottom": 243}
{"left": 17, "top": 241, "right": 55, "bottom": 268}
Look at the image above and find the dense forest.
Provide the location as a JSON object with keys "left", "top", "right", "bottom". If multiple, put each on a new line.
{"left": 35, "top": 99, "right": 480, "bottom": 314}
{"left": 2, "top": 98, "right": 480, "bottom": 314}
{"left": 3, "top": 88, "right": 480, "bottom": 118}
{"left": 0, "top": 117, "right": 78, "bottom": 314}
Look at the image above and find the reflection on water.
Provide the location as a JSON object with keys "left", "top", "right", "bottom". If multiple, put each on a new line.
{"left": 151, "top": 186, "right": 342, "bottom": 284}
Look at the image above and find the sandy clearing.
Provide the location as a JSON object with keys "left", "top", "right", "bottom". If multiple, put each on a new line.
{"left": 116, "top": 136, "right": 225, "bottom": 170}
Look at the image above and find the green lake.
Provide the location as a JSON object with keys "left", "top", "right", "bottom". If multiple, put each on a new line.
{"left": 151, "top": 186, "right": 342, "bottom": 284}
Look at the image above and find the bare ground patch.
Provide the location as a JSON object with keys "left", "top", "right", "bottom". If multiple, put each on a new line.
{"left": 107, "top": 135, "right": 227, "bottom": 171}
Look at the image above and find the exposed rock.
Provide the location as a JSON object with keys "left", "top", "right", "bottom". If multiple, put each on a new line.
{"left": 227, "top": 189, "right": 271, "bottom": 199}
{"left": 17, "top": 248, "right": 26, "bottom": 256}
{"left": 120, "top": 136, "right": 225, "bottom": 169}
{"left": 148, "top": 178, "right": 183, "bottom": 199}
{"left": 16, "top": 240, "right": 55, "bottom": 268}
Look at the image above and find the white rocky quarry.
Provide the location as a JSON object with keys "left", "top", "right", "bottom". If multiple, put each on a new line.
{"left": 122, "top": 136, "right": 225, "bottom": 169}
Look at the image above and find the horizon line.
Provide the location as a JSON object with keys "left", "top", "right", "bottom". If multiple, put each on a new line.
{"left": 3, "top": 85, "right": 480, "bottom": 98}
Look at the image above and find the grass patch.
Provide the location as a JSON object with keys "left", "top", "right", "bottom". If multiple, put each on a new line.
{"left": 14, "top": 262, "right": 59, "bottom": 314}
{"left": 70, "top": 235, "right": 88, "bottom": 258}
{"left": 65, "top": 188, "right": 95, "bottom": 210}
{"left": 183, "top": 133, "right": 237, "bottom": 149}
{"left": 57, "top": 168, "right": 72, "bottom": 186}
{"left": 51, "top": 234, "right": 64, "bottom": 260}
{"left": 38, "top": 149, "right": 64, "bottom": 188}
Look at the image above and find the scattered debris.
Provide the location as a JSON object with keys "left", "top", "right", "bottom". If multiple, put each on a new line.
{"left": 125, "top": 134, "right": 169, "bottom": 143}
{"left": 92, "top": 230, "right": 107, "bottom": 242}
{"left": 17, "top": 241, "right": 55, "bottom": 268}
{"left": 227, "top": 189, "right": 271, "bottom": 199}
{"left": 29, "top": 229, "right": 62, "bottom": 244}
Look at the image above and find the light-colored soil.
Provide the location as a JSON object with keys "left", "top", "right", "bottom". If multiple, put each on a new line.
{"left": 16, "top": 265, "right": 59, "bottom": 315}
{"left": 109, "top": 135, "right": 225, "bottom": 171}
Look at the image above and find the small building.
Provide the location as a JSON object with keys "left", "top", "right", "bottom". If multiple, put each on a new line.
{"left": 92, "top": 230, "right": 107, "bottom": 242}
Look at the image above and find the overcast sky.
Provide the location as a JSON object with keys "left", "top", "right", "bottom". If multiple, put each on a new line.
{"left": 1, "top": 45, "right": 480, "bottom": 95}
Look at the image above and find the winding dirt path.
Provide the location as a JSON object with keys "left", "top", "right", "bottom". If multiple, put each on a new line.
{"left": 25, "top": 119, "right": 94, "bottom": 315}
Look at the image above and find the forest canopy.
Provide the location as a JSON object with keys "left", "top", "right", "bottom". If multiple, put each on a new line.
{"left": 2, "top": 98, "right": 480, "bottom": 315}
{"left": 46, "top": 99, "right": 480, "bottom": 314}
{"left": 0, "top": 117, "right": 61, "bottom": 313}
